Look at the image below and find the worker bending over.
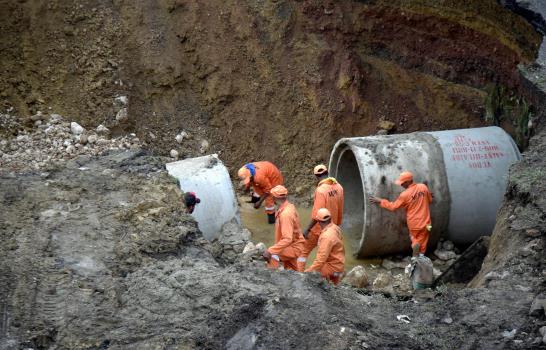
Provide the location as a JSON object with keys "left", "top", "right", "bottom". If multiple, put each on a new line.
{"left": 305, "top": 208, "right": 345, "bottom": 285}
{"left": 238, "top": 161, "right": 284, "bottom": 224}
{"left": 369, "top": 171, "right": 433, "bottom": 256}
{"left": 298, "top": 164, "right": 344, "bottom": 271}
{"left": 262, "top": 185, "right": 305, "bottom": 271}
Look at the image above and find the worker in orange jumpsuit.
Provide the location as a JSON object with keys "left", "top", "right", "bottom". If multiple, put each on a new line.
{"left": 262, "top": 185, "right": 306, "bottom": 271}
{"left": 305, "top": 208, "right": 345, "bottom": 285}
{"left": 238, "top": 161, "right": 284, "bottom": 224}
{"left": 369, "top": 171, "right": 433, "bottom": 256}
{"left": 298, "top": 164, "right": 344, "bottom": 271}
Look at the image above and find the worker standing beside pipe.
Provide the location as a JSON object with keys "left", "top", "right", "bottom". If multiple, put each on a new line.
{"left": 262, "top": 185, "right": 305, "bottom": 271}
{"left": 305, "top": 208, "right": 345, "bottom": 285}
{"left": 298, "top": 164, "right": 344, "bottom": 271}
{"left": 369, "top": 171, "right": 432, "bottom": 256}
{"left": 238, "top": 161, "right": 284, "bottom": 224}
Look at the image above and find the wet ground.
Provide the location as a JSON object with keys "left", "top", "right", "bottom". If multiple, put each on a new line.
{"left": 1, "top": 149, "right": 544, "bottom": 349}
{"left": 238, "top": 197, "right": 383, "bottom": 272}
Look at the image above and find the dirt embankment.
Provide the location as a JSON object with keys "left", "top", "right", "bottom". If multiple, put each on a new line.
{"left": 0, "top": 0, "right": 542, "bottom": 190}
{"left": 0, "top": 142, "right": 544, "bottom": 349}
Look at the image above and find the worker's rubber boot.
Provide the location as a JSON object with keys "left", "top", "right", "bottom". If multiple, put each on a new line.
{"left": 412, "top": 243, "right": 420, "bottom": 257}
{"left": 267, "top": 213, "right": 275, "bottom": 224}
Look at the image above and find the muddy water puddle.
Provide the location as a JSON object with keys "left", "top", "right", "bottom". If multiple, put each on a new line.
{"left": 238, "top": 197, "right": 382, "bottom": 272}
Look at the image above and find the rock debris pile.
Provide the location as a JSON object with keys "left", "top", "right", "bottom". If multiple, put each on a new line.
{"left": 0, "top": 113, "right": 143, "bottom": 172}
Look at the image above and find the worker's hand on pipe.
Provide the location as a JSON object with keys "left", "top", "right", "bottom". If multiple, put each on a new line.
{"left": 369, "top": 196, "right": 382, "bottom": 204}
{"left": 262, "top": 250, "right": 272, "bottom": 262}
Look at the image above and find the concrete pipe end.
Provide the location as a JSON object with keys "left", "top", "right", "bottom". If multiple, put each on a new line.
{"left": 329, "top": 139, "right": 368, "bottom": 258}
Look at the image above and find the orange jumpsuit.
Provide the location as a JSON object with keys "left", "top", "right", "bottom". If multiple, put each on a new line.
{"left": 305, "top": 223, "right": 345, "bottom": 285}
{"left": 267, "top": 201, "right": 305, "bottom": 271}
{"left": 249, "top": 161, "right": 284, "bottom": 215}
{"left": 380, "top": 183, "right": 433, "bottom": 254}
{"left": 298, "top": 178, "right": 344, "bottom": 270}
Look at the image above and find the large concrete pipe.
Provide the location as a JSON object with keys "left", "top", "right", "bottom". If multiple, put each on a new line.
{"left": 166, "top": 154, "right": 240, "bottom": 240}
{"left": 329, "top": 126, "right": 521, "bottom": 257}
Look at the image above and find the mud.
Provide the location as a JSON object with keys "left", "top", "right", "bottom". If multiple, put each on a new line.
{"left": 238, "top": 197, "right": 383, "bottom": 273}
{"left": 0, "top": 147, "right": 545, "bottom": 349}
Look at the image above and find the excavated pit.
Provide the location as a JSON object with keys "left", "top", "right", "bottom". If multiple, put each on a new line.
{"left": 1, "top": 0, "right": 546, "bottom": 348}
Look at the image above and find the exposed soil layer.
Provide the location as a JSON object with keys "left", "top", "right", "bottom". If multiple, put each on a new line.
{"left": 1, "top": 1, "right": 546, "bottom": 348}
{"left": 0, "top": 0, "right": 542, "bottom": 191}
{"left": 0, "top": 148, "right": 544, "bottom": 349}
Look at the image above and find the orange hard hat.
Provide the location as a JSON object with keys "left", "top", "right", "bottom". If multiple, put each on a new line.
{"left": 270, "top": 185, "right": 288, "bottom": 198}
{"left": 238, "top": 166, "right": 251, "bottom": 185}
{"left": 315, "top": 208, "right": 332, "bottom": 222}
{"left": 395, "top": 171, "right": 413, "bottom": 185}
{"left": 313, "top": 164, "right": 328, "bottom": 176}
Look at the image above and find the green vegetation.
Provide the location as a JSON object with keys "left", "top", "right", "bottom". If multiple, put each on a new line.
{"left": 484, "top": 85, "right": 533, "bottom": 149}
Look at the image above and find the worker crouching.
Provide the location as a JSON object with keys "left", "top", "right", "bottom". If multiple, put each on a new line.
{"left": 305, "top": 208, "right": 345, "bottom": 285}
{"left": 262, "top": 185, "right": 305, "bottom": 271}
{"left": 238, "top": 161, "right": 284, "bottom": 224}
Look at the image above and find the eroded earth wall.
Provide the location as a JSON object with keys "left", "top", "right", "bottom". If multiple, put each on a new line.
{"left": 0, "top": 0, "right": 542, "bottom": 187}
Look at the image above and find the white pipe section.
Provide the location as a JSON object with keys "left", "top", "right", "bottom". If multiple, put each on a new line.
{"left": 329, "top": 126, "right": 521, "bottom": 257}
{"left": 166, "top": 154, "right": 240, "bottom": 240}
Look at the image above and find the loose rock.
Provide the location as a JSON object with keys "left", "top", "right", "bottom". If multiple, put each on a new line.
{"left": 242, "top": 242, "right": 256, "bottom": 254}
{"left": 170, "top": 149, "right": 179, "bottom": 158}
{"left": 373, "top": 272, "right": 393, "bottom": 289}
{"left": 116, "top": 108, "right": 128, "bottom": 122}
{"left": 70, "top": 122, "right": 85, "bottom": 135}
{"left": 176, "top": 131, "right": 188, "bottom": 144}
{"left": 255, "top": 242, "right": 266, "bottom": 254}
{"left": 442, "top": 240, "right": 455, "bottom": 251}
{"left": 434, "top": 249, "right": 457, "bottom": 261}
{"left": 114, "top": 95, "right": 128, "bottom": 106}
{"left": 529, "top": 294, "right": 546, "bottom": 317}
{"left": 200, "top": 139, "right": 210, "bottom": 154}
{"left": 343, "top": 265, "right": 369, "bottom": 288}
{"left": 96, "top": 124, "right": 110, "bottom": 136}
{"left": 377, "top": 120, "right": 396, "bottom": 132}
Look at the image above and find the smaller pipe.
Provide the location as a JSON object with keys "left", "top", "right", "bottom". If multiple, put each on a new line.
{"left": 166, "top": 154, "right": 240, "bottom": 240}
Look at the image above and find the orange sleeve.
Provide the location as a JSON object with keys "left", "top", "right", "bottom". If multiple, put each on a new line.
{"left": 268, "top": 213, "right": 294, "bottom": 254}
{"left": 311, "top": 189, "right": 327, "bottom": 219}
{"left": 305, "top": 234, "right": 334, "bottom": 272}
{"left": 380, "top": 193, "right": 407, "bottom": 212}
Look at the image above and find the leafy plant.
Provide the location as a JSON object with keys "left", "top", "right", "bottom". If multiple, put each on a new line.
{"left": 483, "top": 85, "right": 534, "bottom": 149}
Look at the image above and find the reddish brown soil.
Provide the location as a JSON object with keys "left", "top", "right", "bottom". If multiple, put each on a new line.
{"left": 0, "top": 0, "right": 541, "bottom": 191}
